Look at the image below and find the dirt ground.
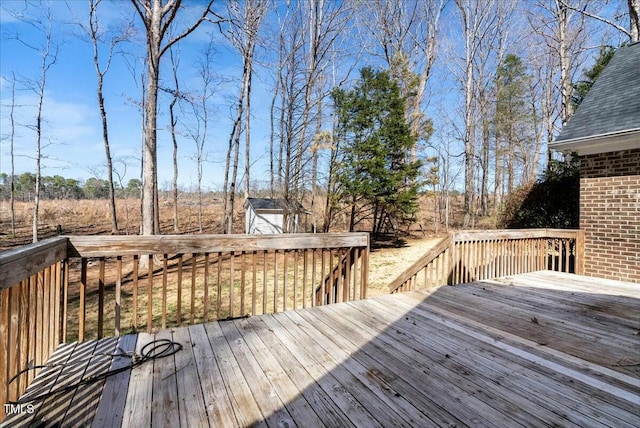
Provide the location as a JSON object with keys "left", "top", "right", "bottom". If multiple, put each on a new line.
{"left": 367, "top": 236, "right": 443, "bottom": 296}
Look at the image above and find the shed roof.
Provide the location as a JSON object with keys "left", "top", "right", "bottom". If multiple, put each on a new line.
{"left": 244, "top": 198, "right": 307, "bottom": 213}
{"left": 551, "top": 42, "right": 640, "bottom": 155}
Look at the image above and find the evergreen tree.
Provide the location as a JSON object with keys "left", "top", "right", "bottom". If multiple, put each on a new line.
{"left": 494, "top": 54, "right": 534, "bottom": 192}
{"left": 499, "top": 157, "right": 579, "bottom": 229}
{"left": 332, "top": 67, "right": 421, "bottom": 235}
{"left": 572, "top": 46, "right": 616, "bottom": 109}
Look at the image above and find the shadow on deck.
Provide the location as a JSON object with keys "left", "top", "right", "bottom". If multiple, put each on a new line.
{"left": 2, "top": 271, "right": 639, "bottom": 427}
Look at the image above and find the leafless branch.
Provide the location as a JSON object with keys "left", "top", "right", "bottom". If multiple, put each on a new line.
{"left": 558, "top": 0, "right": 632, "bottom": 39}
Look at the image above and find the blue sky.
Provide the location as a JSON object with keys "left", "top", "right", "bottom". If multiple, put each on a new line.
{"left": 0, "top": 0, "right": 279, "bottom": 191}
{"left": 0, "top": 0, "right": 625, "bottom": 193}
{"left": 0, "top": 0, "right": 476, "bottom": 193}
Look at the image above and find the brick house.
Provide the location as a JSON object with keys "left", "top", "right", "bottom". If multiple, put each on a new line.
{"left": 550, "top": 42, "right": 639, "bottom": 283}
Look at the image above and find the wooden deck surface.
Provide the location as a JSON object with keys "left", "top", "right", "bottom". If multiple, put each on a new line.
{"left": 3, "top": 271, "right": 639, "bottom": 427}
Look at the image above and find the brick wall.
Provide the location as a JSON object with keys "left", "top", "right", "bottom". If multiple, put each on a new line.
{"left": 579, "top": 147, "right": 640, "bottom": 283}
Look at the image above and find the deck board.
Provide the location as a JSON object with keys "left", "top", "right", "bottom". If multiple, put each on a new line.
{"left": 316, "top": 299, "right": 532, "bottom": 427}
{"left": 227, "top": 318, "right": 325, "bottom": 427}
{"left": 150, "top": 329, "right": 179, "bottom": 427}
{"left": 2, "top": 271, "right": 639, "bottom": 427}
{"left": 121, "top": 332, "right": 154, "bottom": 428}
{"left": 204, "top": 320, "right": 268, "bottom": 427}
{"left": 187, "top": 323, "right": 238, "bottom": 427}
{"left": 92, "top": 334, "right": 138, "bottom": 428}
{"left": 171, "top": 326, "right": 209, "bottom": 428}
{"left": 371, "top": 293, "right": 638, "bottom": 427}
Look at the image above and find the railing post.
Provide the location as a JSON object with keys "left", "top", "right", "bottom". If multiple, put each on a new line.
{"left": 576, "top": 230, "right": 586, "bottom": 275}
{"left": 447, "top": 232, "right": 454, "bottom": 285}
{"left": 361, "top": 242, "right": 369, "bottom": 299}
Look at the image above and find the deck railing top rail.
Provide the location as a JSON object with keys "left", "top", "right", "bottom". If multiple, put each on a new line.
{"left": 0, "top": 237, "right": 68, "bottom": 289}
{"left": 66, "top": 232, "right": 369, "bottom": 257}
{"left": 452, "top": 228, "right": 582, "bottom": 241}
{"left": 389, "top": 228, "right": 585, "bottom": 294}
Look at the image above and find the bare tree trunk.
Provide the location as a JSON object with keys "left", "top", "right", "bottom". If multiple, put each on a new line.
{"left": 224, "top": 0, "right": 266, "bottom": 232}
{"left": 139, "top": 1, "right": 161, "bottom": 236}
{"left": 272, "top": 0, "right": 352, "bottom": 212}
{"left": 229, "top": 125, "right": 241, "bottom": 234}
{"left": 224, "top": 77, "right": 245, "bottom": 234}
{"left": 494, "top": 129, "right": 502, "bottom": 210}
{"left": 97, "top": 73, "right": 118, "bottom": 233}
{"left": 31, "top": 6, "right": 58, "bottom": 243}
{"left": 194, "top": 42, "right": 216, "bottom": 233}
{"left": 222, "top": 117, "right": 239, "bottom": 232}
{"left": 277, "top": 76, "right": 286, "bottom": 192}
{"left": 557, "top": 0, "right": 573, "bottom": 126}
{"left": 462, "top": 27, "right": 475, "bottom": 226}
{"left": 131, "top": 0, "right": 216, "bottom": 236}
{"left": 364, "top": 0, "right": 444, "bottom": 171}
{"left": 269, "top": 82, "right": 278, "bottom": 197}
{"left": 139, "top": 72, "right": 146, "bottom": 235}
{"left": 9, "top": 73, "right": 17, "bottom": 237}
{"left": 294, "top": 0, "right": 321, "bottom": 201}
{"left": 244, "top": 63, "right": 252, "bottom": 200}
{"left": 456, "top": 0, "right": 478, "bottom": 227}
{"left": 559, "top": 0, "right": 639, "bottom": 42}
{"left": 507, "top": 125, "right": 515, "bottom": 192}
{"left": 530, "top": 81, "right": 543, "bottom": 183}
{"left": 88, "top": 0, "right": 126, "bottom": 234}
{"left": 480, "top": 104, "right": 490, "bottom": 216}
{"left": 169, "top": 48, "right": 180, "bottom": 232}
{"left": 311, "top": 92, "right": 323, "bottom": 234}
{"left": 630, "top": 0, "right": 640, "bottom": 41}
{"left": 411, "top": 0, "right": 444, "bottom": 155}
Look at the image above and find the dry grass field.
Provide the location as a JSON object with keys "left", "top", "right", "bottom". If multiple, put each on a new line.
{"left": 2, "top": 197, "right": 445, "bottom": 342}
{"left": 0, "top": 197, "right": 230, "bottom": 249}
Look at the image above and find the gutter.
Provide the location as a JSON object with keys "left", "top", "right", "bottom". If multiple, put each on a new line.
{"left": 550, "top": 128, "right": 640, "bottom": 156}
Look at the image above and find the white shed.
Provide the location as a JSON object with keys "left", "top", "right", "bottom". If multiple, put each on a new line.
{"left": 244, "top": 198, "right": 308, "bottom": 234}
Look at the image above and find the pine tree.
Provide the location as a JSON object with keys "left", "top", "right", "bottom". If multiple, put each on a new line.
{"left": 494, "top": 54, "right": 533, "bottom": 193}
{"left": 332, "top": 67, "right": 421, "bottom": 235}
{"left": 572, "top": 46, "right": 616, "bottom": 109}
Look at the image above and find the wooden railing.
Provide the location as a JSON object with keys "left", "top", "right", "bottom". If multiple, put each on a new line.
{"left": 64, "top": 233, "right": 369, "bottom": 341}
{"left": 315, "top": 247, "right": 369, "bottom": 305}
{"left": 0, "top": 237, "right": 68, "bottom": 419}
{"left": 0, "top": 232, "right": 368, "bottom": 418}
{"left": 389, "top": 229, "right": 585, "bottom": 293}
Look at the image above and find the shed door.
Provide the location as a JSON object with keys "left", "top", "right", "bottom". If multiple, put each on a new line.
{"left": 253, "top": 211, "right": 283, "bottom": 234}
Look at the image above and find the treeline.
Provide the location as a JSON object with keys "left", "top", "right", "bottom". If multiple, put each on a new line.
{"left": 2, "top": 1, "right": 638, "bottom": 242}
{"left": 0, "top": 173, "right": 141, "bottom": 201}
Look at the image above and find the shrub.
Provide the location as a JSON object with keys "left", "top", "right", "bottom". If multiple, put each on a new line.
{"left": 499, "top": 157, "right": 579, "bottom": 229}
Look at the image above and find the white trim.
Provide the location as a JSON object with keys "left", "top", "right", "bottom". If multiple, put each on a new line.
{"left": 550, "top": 128, "right": 640, "bottom": 156}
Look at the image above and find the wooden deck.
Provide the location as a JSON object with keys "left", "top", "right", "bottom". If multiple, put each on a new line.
{"left": 3, "top": 271, "right": 639, "bottom": 427}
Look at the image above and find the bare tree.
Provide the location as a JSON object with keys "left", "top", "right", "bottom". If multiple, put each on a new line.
{"left": 453, "top": 0, "right": 497, "bottom": 226}
{"left": 131, "top": 0, "right": 221, "bottom": 235}
{"left": 183, "top": 38, "right": 217, "bottom": 233}
{"left": 6, "top": 73, "right": 19, "bottom": 236}
{"left": 632, "top": 0, "right": 640, "bottom": 41}
{"left": 81, "top": 0, "right": 133, "bottom": 234}
{"left": 120, "top": 50, "right": 147, "bottom": 232}
{"left": 223, "top": 0, "right": 267, "bottom": 234}
{"left": 479, "top": 0, "right": 516, "bottom": 214}
{"left": 168, "top": 47, "right": 181, "bottom": 232}
{"left": 559, "top": 0, "right": 639, "bottom": 43}
{"left": 530, "top": 0, "right": 590, "bottom": 127}
{"left": 526, "top": 42, "right": 556, "bottom": 180}
{"left": 267, "top": 0, "right": 355, "bottom": 232}
{"left": 362, "top": 0, "right": 445, "bottom": 151}
{"left": 8, "top": 2, "right": 60, "bottom": 242}
{"left": 113, "top": 158, "right": 133, "bottom": 234}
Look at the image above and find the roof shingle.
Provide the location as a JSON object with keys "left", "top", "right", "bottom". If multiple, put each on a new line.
{"left": 555, "top": 42, "right": 640, "bottom": 143}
